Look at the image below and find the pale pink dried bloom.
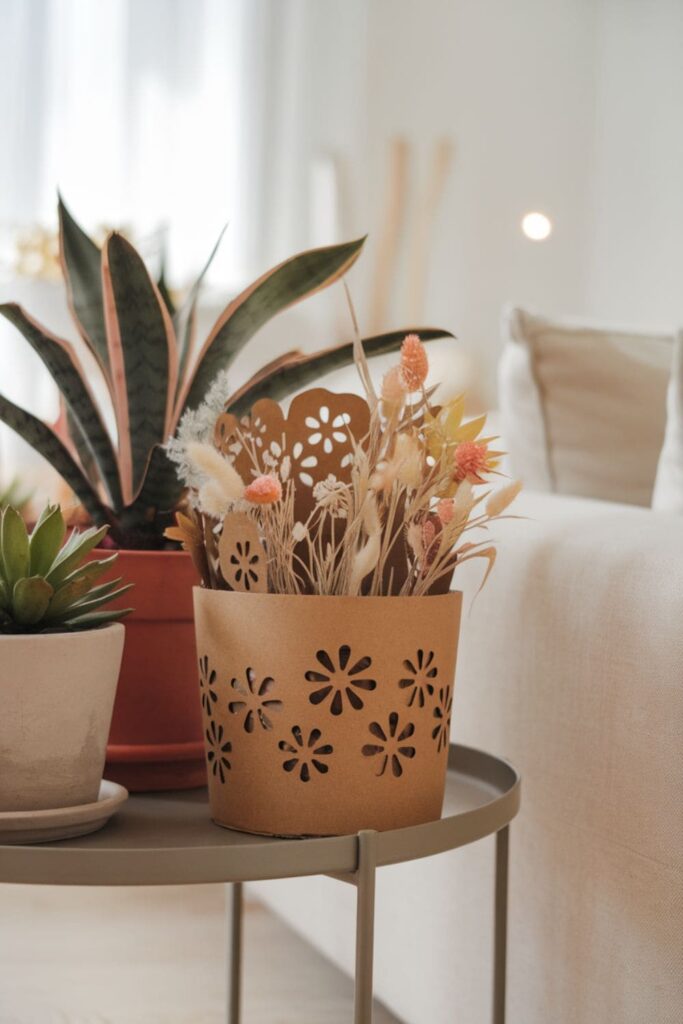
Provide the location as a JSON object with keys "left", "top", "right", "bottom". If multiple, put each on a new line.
{"left": 436, "top": 498, "right": 455, "bottom": 524}
{"left": 244, "top": 474, "right": 282, "bottom": 505}
{"left": 399, "top": 334, "right": 429, "bottom": 391}
{"left": 381, "top": 365, "right": 407, "bottom": 406}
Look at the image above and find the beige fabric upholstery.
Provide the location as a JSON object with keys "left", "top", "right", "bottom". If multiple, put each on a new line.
{"left": 652, "top": 334, "right": 683, "bottom": 513}
{"left": 252, "top": 492, "right": 683, "bottom": 1023}
{"left": 499, "top": 308, "right": 672, "bottom": 506}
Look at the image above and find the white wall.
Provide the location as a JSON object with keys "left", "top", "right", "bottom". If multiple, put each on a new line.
{"left": 360, "top": 0, "right": 600, "bottom": 404}
{"left": 587, "top": 0, "right": 683, "bottom": 328}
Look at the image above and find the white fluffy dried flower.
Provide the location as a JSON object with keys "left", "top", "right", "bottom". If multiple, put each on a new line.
{"left": 312, "top": 474, "right": 349, "bottom": 518}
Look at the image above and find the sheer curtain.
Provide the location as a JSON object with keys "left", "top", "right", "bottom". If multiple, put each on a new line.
{"left": 0, "top": 0, "right": 369, "bottom": 494}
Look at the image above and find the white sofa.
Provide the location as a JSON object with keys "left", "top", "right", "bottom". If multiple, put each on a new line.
{"left": 251, "top": 490, "right": 683, "bottom": 1023}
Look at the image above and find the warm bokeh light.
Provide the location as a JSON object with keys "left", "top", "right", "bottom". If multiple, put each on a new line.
{"left": 521, "top": 211, "right": 552, "bottom": 240}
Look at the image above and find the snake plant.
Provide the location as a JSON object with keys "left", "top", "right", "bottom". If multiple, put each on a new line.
{"left": 0, "top": 198, "right": 452, "bottom": 548}
{"left": 0, "top": 504, "right": 131, "bottom": 633}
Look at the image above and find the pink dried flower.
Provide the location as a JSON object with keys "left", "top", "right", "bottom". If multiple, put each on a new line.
{"left": 453, "top": 441, "right": 490, "bottom": 484}
{"left": 244, "top": 474, "right": 282, "bottom": 505}
{"left": 399, "top": 334, "right": 429, "bottom": 391}
{"left": 421, "top": 514, "right": 441, "bottom": 569}
{"left": 436, "top": 498, "right": 455, "bottom": 524}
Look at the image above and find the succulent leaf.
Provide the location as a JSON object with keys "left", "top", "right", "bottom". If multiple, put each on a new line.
{"left": 45, "top": 524, "right": 110, "bottom": 588}
{"left": 12, "top": 576, "right": 54, "bottom": 625}
{"left": 102, "top": 232, "right": 178, "bottom": 501}
{"left": 29, "top": 504, "right": 67, "bottom": 576}
{"left": 62, "top": 608, "right": 132, "bottom": 630}
{"left": 176, "top": 236, "right": 366, "bottom": 419}
{"left": 0, "top": 505, "right": 132, "bottom": 633}
{"left": 0, "top": 506, "right": 30, "bottom": 589}
{"left": 58, "top": 582, "right": 133, "bottom": 620}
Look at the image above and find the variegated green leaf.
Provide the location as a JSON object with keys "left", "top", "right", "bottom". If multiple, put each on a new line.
{"left": 0, "top": 303, "right": 122, "bottom": 509}
{"left": 175, "top": 225, "right": 227, "bottom": 392}
{"left": 102, "top": 232, "right": 178, "bottom": 501}
{"left": 176, "top": 236, "right": 366, "bottom": 419}
{"left": 0, "top": 394, "right": 109, "bottom": 525}
{"left": 58, "top": 195, "right": 110, "bottom": 378}
{"left": 227, "top": 327, "right": 455, "bottom": 416}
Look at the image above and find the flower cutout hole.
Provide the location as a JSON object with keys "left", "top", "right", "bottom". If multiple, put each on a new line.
{"left": 399, "top": 649, "right": 438, "bottom": 708}
{"left": 362, "top": 712, "right": 416, "bottom": 777}
{"left": 228, "top": 666, "right": 282, "bottom": 732}
{"left": 206, "top": 720, "right": 232, "bottom": 783}
{"left": 198, "top": 655, "right": 219, "bottom": 717}
{"left": 432, "top": 685, "right": 453, "bottom": 753}
{"left": 305, "top": 645, "right": 376, "bottom": 715}
{"left": 279, "top": 725, "right": 334, "bottom": 782}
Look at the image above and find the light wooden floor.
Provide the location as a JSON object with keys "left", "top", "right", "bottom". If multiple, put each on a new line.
{"left": 0, "top": 883, "right": 400, "bottom": 1023}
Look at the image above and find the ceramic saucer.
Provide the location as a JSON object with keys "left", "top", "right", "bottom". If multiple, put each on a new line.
{"left": 0, "top": 781, "right": 128, "bottom": 845}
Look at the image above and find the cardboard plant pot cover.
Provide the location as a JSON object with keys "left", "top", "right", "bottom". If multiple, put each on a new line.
{"left": 193, "top": 589, "right": 462, "bottom": 836}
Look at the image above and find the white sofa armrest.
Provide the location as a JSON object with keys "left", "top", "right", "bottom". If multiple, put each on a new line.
{"left": 252, "top": 493, "right": 683, "bottom": 1023}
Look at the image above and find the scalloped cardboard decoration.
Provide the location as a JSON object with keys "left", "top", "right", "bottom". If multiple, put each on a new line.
{"left": 215, "top": 388, "right": 371, "bottom": 522}
{"left": 194, "top": 588, "right": 462, "bottom": 837}
{"left": 218, "top": 514, "right": 268, "bottom": 593}
{"left": 213, "top": 387, "right": 420, "bottom": 593}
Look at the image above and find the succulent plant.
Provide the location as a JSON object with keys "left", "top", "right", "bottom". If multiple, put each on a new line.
{"left": 0, "top": 198, "right": 452, "bottom": 549}
{"left": 0, "top": 504, "right": 131, "bottom": 634}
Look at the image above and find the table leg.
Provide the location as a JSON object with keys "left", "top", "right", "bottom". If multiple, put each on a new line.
{"left": 354, "top": 830, "right": 377, "bottom": 1024}
{"left": 492, "top": 826, "right": 509, "bottom": 1024}
{"left": 226, "top": 882, "right": 243, "bottom": 1024}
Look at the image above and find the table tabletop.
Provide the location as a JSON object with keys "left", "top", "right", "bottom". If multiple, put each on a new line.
{"left": 0, "top": 744, "right": 520, "bottom": 887}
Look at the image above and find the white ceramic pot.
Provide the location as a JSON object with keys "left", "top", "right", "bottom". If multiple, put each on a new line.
{"left": 0, "top": 624, "right": 125, "bottom": 812}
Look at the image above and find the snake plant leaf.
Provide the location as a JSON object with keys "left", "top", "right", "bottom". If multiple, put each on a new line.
{"left": 58, "top": 195, "right": 110, "bottom": 381}
{"left": 227, "top": 326, "right": 455, "bottom": 416}
{"left": 176, "top": 236, "right": 367, "bottom": 421}
{"left": 175, "top": 224, "right": 227, "bottom": 393}
{"left": 12, "top": 576, "right": 54, "bottom": 626}
{"left": 29, "top": 503, "right": 66, "bottom": 576}
{"left": 45, "top": 524, "right": 110, "bottom": 588}
{"left": 0, "top": 576, "right": 9, "bottom": 611}
{"left": 126, "top": 444, "right": 183, "bottom": 520}
{"left": 0, "top": 394, "right": 109, "bottom": 525}
{"left": 157, "top": 257, "right": 176, "bottom": 317}
{"left": 0, "top": 303, "right": 122, "bottom": 509}
{"left": 102, "top": 232, "right": 179, "bottom": 502}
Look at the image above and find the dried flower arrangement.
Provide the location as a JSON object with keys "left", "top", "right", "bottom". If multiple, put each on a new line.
{"left": 166, "top": 322, "right": 521, "bottom": 599}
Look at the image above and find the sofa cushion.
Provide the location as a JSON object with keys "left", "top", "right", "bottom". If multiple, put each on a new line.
{"left": 499, "top": 307, "right": 672, "bottom": 506}
{"left": 652, "top": 333, "right": 683, "bottom": 513}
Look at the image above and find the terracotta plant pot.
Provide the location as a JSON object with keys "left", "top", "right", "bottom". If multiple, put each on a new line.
{"left": 193, "top": 589, "right": 462, "bottom": 837}
{"left": 0, "top": 624, "right": 125, "bottom": 812}
{"left": 103, "top": 551, "right": 204, "bottom": 792}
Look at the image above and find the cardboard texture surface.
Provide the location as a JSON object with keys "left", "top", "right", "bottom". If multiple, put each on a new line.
{"left": 194, "top": 589, "right": 462, "bottom": 836}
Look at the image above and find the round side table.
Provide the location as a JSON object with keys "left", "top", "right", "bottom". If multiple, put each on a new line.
{"left": 0, "top": 744, "right": 520, "bottom": 1024}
